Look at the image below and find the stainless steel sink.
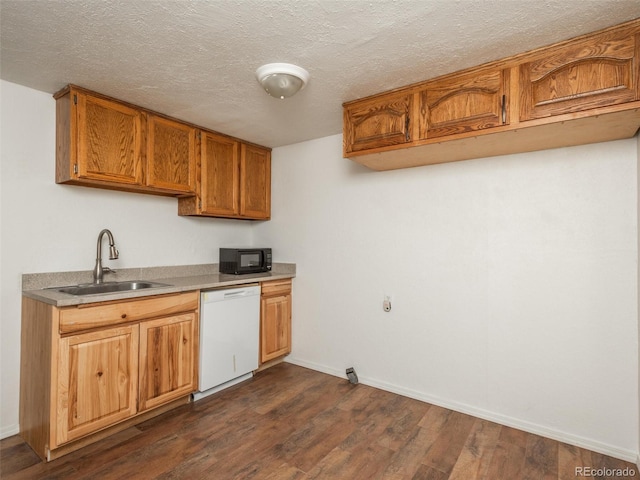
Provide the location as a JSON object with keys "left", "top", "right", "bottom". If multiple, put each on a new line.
{"left": 56, "top": 281, "right": 171, "bottom": 296}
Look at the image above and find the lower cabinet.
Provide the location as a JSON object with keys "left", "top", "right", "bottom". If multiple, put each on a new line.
{"left": 20, "top": 291, "right": 199, "bottom": 461}
{"left": 260, "top": 279, "right": 292, "bottom": 364}
{"left": 56, "top": 325, "right": 139, "bottom": 446}
{"left": 138, "top": 313, "right": 198, "bottom": 411}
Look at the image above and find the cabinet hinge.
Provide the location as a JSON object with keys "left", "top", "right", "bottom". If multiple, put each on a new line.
{"left": 197, "top": 131, "right": 201, "bottom": 140}
{"left": 73, "top": 94, "right": 77, "bottom": 105}
{"left": 73, "top": 163, "right": 78, "bottom": 174}
{"left": 198, "top": 199, "right": 202, "bottom": 209}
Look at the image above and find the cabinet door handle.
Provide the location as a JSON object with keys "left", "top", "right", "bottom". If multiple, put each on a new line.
{"left": 405, "top": 115, "right": 410, "bottom": 142}
{"left": 501, "top": 95, "right": 507, "bottom": 124}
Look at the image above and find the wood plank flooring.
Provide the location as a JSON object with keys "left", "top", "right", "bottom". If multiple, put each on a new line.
{"left": 1, "top": 363, "right": 636, "bottom": 479}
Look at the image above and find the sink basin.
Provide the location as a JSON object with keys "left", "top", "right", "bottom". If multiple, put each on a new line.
{"left": 56, "top": 281, "right": 171, "bottom": 296}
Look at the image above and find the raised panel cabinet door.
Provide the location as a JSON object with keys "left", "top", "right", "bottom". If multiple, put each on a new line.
{"left": 138, "top": 313, "right": 197, "bottom": 412}
{"left": 419, "top": 68, "right": 509, "bottom": 139}
{"left": 260, "top": 294, "right": 291, "bottom": 363}
{"left": 343, "top": 92, "right": 414, "bottom": 154}
{"left": 200, "top": 132, "right": 240, "bottom": 216}
{"left": 75, "top": 92, "right": 143, "bottom": 185}
{"left": 56, "top": 325, "right": 138, "bottom": 446}
{"left": 147, "top": 115, "right": 196, "bottom": 193}
{"left": 519, "top": 27, "right": 638, "bottom": 121}
{"left": 240, "top": 144, "right": 271, "bottom": 219}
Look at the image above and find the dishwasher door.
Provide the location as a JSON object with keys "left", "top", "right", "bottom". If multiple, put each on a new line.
{"left": 195, "top": 284, "right": 260, "bottom": 400}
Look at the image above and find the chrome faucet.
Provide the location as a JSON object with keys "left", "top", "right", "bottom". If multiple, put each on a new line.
{"left": 93, "top": 229, "right": 119, "bottom": 284}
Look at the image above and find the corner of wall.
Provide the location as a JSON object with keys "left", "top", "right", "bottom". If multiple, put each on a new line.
{"left": 637, "top": 132, "right": 640, "bottom": 465}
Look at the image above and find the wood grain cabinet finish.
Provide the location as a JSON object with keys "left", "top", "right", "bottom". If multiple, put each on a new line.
{"left": 65, "top": 90, "right": 144, "bottom": 186}
{"left": 343, "top": 19, "right": 640, "bottom": 170}
{"left": 146, "top": 114, "right": 196, "bottom": 193}
{"left": 56, "top": 325, "right": 139, "bottom": 446}
{"left": 519, "top": 24, "right": 639, "bottom": 121}
{"left": 260, "top": 279, "right": 292, "bottom": 364}
{"left": 200, "top": 132, "right": 240, "bottom": 217}
{"left": 240, "top": 143, "right": 271, "bottom": 219}
{"left": 56, "top": 85, "right": 200, "bottom": 197}
{"left": 138, "top": 313, "right": 198, "bottom": 411}
{"left": 20, "top": 291, "right": 199, "bottom": 461}
{"left": 178, "top": 137, "right": 271, "bottom": 220}
{"left": 343, "top": 91, "right": 414, "bottom": 154}
{"left": 419, "top": 67, "right": 509, "bottom": 139}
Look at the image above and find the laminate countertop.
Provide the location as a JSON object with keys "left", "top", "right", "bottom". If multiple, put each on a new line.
{"left": 22, "top": 263, "right": 296, "bottom": 307}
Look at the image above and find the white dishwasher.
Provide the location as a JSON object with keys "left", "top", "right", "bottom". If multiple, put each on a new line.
{"left": 193, "top": 284, "right": 261, "bottom": 401}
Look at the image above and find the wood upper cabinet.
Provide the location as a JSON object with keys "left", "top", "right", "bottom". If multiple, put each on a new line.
{"left": 72, "top": 90, "right": 144, "bottom": 185}
{"left": 178, "top": 137, "right": 271, "bottom": 220}
{"left": 56, "top": 325, "right": 139, "bottom": 445}
{"left": 519, "top": 24, "right": 639, "bottom": 121}
{"left": 343, "top": 91, "right": 414, "bottom": 154}
{"left": 138, "top": 313, "right": 198, "bottom": 411}
{"left": 56, "top": 85, "right": 196, "bottom": 196}
{"left": 342, "top": 19, "right": 640, "bottom": 171}
{"left": 146, "top": 114, "right": 196, "bottom": 193}
{"left": 200, "top": 132, "right": 240, "bottom": 217}
{"left": 240, "top": 143, "right": 271, "bottom": 219}
{"left": 260, "top": 279, "right": 292, "bottom": 364}
{"left": 419, "top": 68, "right": 509, "bottom": 139}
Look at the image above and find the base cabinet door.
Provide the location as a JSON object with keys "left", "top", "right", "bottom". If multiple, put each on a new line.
{"left": 138, "top": 313, "right": 198, "bottom": 411}
{"left": 260, "top": 280, "right": 292, "bottom": 364}
{"left": 56, "top": 325, "right": 139, "bottom": 446}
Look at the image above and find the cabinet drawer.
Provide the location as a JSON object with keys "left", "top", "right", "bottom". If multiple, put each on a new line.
{"left": 59, "top": 291, "right": 199, "bottom": 334}
{"left": 261, "top": 279, "right": 292, "bottom": 296}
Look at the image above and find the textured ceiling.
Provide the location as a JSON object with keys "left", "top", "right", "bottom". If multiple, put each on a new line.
{"left": 2, "top": 1, "right": 640, "bottom": 148}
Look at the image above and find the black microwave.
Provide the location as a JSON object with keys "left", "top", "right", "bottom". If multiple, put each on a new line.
{"left": 219, "top": 248, "right": 272, "bottom": 274}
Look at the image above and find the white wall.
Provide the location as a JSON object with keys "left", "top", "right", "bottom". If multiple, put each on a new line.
{"left": 2, "top": 79, "right": 638, "bottom": 462}
{"left": 254, "top": 134, "right": 639, "bottom": 460}
{"left": 0, "top": 81, "right": 253, "bottom": 437}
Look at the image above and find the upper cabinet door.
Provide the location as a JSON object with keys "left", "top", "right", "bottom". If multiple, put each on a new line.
{"left": 519, "top": 27, "right": 638, "bottom": 121}
{"left": 200, "top": 132, "right": 240, "bottom": 217}
{"left": 343, "top": 92, "right": 414, "bottom": 154}
{"left": 419, "top": 68, "right": 510, "bottom": 139}
{"left": 147, "top": 115, "right": 196, "bottom": 194}
{"left": 240, "top": 144, "right": 271, "bottom": 220}
{"left": 75, "top": 92, "right": 143, "bottom": 185}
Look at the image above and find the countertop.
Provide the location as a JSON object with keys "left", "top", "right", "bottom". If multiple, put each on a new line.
{"left": 22, "top": 263, "right": 296, "bottom": 307}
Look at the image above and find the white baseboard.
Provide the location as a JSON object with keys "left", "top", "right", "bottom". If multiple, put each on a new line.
{"left": 285, "top": 356, "right": 637, "bottom": 463}
{"left": 0, "top": 423, "right": 19, "bottom": 440}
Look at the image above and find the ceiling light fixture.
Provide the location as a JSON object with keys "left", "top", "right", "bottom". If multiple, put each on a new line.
{"left": 256, "top": 63, "right": 309, "bottom": 99}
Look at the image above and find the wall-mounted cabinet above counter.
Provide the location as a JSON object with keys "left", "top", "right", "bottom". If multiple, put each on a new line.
{"left": 343, "top": 18, "right": 640, "bottom": 171}
{"left": 54, "top": 85, "right": 271, "bottom": 220}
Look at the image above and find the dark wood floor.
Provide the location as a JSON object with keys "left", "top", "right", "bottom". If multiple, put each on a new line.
{"left": 1, "top": 363, "right": 636, "bottom": 479}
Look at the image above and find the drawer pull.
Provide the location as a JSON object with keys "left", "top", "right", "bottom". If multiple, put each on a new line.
{"left": 121, "top": 313, "right": 127, "bottom": 319}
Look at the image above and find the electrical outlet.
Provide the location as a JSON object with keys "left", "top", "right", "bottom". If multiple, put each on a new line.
{"left": 383, "top": 295, "right": 392, "bottom": 312}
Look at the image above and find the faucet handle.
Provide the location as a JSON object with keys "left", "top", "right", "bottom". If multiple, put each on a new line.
{"left": 103, "top": 267, "right": 116, "bottom": 275}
